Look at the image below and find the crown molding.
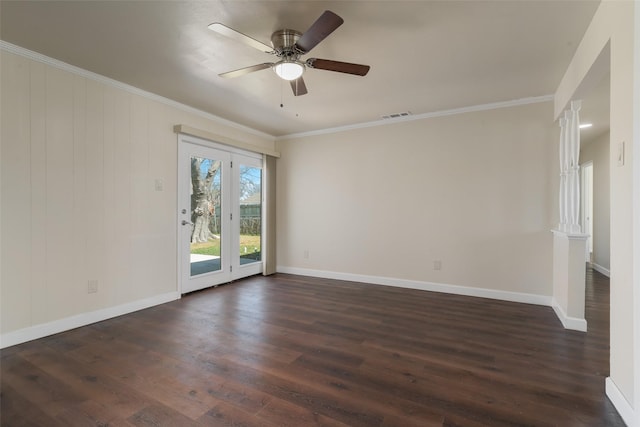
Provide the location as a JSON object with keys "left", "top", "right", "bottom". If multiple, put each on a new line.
{"left": 1, "top": 40, "right": 553, "bottom": 143}
{"left": 277, "top": 94, "right": 554, "bottom": 141}
{"left": 0, "top": 40, "right": 275, "bottom": 141}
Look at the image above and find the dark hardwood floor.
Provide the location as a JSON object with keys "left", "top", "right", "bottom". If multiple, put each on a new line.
{"left": 1, "top": 267, "right": 625, "bottom": 426}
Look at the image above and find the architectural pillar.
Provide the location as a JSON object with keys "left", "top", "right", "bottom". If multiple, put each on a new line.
{"left": 568, "top": 100, "right": 582, "bottom": 233}
{"left": 558, "top": 114, "right": 568, "bottom": 231}
{"left": 552, "top": 230, "right": 588, "bottom": 331}
{"left": 552, "top": 100, "right": 587, "bottom": 332}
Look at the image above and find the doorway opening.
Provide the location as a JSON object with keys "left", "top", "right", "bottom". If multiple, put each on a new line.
{"left": 178, "top": 135, "right": 264, "bottom": 294}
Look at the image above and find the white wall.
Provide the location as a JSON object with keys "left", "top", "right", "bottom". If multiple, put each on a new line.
{"left": 580, "top": 133, "right": 611, "bottom": 273}
{"left": 276, "top": 101, "right": 556, "bottom": 300}
{"left": 554, "top": 0, "right": 637, "bottom": 422}
{"left": 0, "top": 48, "right": 275, "bottom": 344}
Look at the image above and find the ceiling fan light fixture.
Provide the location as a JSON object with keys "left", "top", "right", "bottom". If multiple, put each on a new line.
{"left": 274, "top": 60, "right": 305, "bottom": 81}
{"left": 212, "top": 11, "right": 369, "bottom": 96}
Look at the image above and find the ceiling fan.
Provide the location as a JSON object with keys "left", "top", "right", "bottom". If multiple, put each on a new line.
{"left": 208, "top": 10, "right": 370, "bottom": 96}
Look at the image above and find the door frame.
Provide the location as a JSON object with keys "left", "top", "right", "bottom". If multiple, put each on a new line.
{"left": 581, "top": 161, "right": 594, "bottom": 262}
{"left": 177, "top": 134, "right": 263, "bottom": 294}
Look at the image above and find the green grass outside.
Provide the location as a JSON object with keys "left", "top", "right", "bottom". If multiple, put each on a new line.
{"left": 191, "top": 235, "right": 261, "bottom": 257}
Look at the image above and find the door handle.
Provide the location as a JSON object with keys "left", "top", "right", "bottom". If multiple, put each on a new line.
{"left": 181, "top": 220, "right": 194, "bottom": 226}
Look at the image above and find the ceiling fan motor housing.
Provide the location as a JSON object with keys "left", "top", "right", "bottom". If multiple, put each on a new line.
{"left": 271, "top": 29, "right": 303, "bottom": 58}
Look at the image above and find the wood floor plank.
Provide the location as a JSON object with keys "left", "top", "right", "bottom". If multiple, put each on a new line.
{"left": 127, "top": 402, "right": 201, "bottom": 426}
{"left": 55, "top": 400, "right": 135, "bottom": 427}
{"left": 1, "top": 354, "right": 87, "bottom": 418}
{"left": 0, "top": 267, "right": 626, "bottom": 426}
{"left": 198, "top": 400, "right": 277, "bottom": 427}
{"left": 196, "top": 352, "right": 386, "bottom": 427}
{"left": 255, "top": 396, "right": 355, "bottom": 427}
{"left": 0, "top": 382, "right": 67, "bottom": 427}
{"left": 17, "top": 346, "right": 150, "bottom": 419}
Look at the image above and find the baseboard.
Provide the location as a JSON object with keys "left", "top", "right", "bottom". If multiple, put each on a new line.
{"left": 591, "top": 262, "right": 611, "bottom": 278}
{"left": 0, "top": 291, "right": 181, "bottom": 349}
{"left": 276, "top": 266, "right": 552, "bottom": 307}
{"left": 551, "top": 298, "right": 588, "bottom": 332}
{"left": 606, "top": 377, "right": 635, "bottom": 426}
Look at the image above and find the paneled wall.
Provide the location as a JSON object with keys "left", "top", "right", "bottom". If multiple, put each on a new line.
{"left": 0, "top": 50, "right": 274, "bottom": 340}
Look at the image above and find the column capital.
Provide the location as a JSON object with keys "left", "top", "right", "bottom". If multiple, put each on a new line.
{"left": 570, "top": 99, "right": 582, "bottom": 112}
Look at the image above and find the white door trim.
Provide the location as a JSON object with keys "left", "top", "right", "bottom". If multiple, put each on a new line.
{"left": 177, "top": 134, "right": 263, "bottom": 294}
{"left": 580, "top": 161, "right": 594, "bottom": 261}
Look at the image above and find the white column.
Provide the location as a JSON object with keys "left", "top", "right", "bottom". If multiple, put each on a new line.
{"left": 558, "top": 112, "right": 569, "bottom": 231}
{"left": 552, "top": 101, "right": 588, "bottom": 332}
{"left": 568, "top": 100, "right": 582, "bottom": 233}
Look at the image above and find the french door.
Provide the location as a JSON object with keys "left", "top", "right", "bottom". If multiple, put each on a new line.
{"left": 178, "top": 136, "right": 263, "bottom": 293}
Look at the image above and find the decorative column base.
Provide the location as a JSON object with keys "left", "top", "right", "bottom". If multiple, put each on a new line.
{"left": 551, "top": 229, "right": 589, "bottom": 331}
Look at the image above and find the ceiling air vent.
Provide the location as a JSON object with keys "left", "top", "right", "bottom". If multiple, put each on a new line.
{"left": 381, "top": 111, "right": 412, "bottom": 120}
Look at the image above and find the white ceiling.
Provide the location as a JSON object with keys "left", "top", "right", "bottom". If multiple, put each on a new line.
{"left": 1, "top": 1, "right": 603, "bottom": 137}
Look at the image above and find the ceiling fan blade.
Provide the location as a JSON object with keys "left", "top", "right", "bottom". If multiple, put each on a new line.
{"left": 294, "top": 10, "right": 344, "bottom": 53}
{"left": 208, "top": 23, "right": 273, "bottom": 53}
{"left": 290, "top": 77, "right": 308, "bottom": 96}
{"left": 306, "top": 58, "right": 370, "bottom": 76}
{"left": 219, "top": 63, "right": 273, "bottom": 79}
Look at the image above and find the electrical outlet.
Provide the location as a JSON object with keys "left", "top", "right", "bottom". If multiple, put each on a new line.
{"left": 88, "top": 280, "right": 98, "bottom": 294}
{"left": 433, "top": 260, "right": 442, "bottom": 271}
{"left": 303, "top": 250, "right": 309, "bottom": 259}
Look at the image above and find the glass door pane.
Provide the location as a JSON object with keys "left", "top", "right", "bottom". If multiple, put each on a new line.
{"left": 238, "top": 165, "right": 262, "bottom": 266}
{"left": 189, "top": 156, "right": 222, "bottom": 277}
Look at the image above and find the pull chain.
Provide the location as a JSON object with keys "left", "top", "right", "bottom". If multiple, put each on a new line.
{"left": 280, "top": 79, "right": 284, "bottom": 108}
